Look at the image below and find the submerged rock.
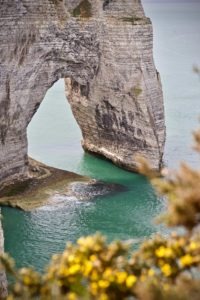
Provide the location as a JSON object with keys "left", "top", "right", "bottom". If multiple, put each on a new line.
{"left": 0, "top": 0, "right": 165, "bottom": 190}
{"left": 70, "top": 180, "right": 126, "bottom": 201}
{"left": 0, "top": 159, "right": 124, "bottom": 211}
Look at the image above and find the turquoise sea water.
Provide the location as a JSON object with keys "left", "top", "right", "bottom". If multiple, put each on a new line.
{"left": 2, "top": 1, "right": 200, "bottom": 271}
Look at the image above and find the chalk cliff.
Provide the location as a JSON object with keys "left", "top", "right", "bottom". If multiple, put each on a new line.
{"left": 0, "top": 0, "right": 165, "bottom": 190}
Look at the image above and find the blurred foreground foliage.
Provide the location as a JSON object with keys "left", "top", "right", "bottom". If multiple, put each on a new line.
{"left": 1, "top": 130, "right": 200, "bottom": 299}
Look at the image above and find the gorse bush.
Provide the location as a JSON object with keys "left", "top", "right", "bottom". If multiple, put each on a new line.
{"left": 3, "top": 231, "right": 200, "bottom": 300}
{"left": 1, "top": 126, "right": 200, "bottom": 299}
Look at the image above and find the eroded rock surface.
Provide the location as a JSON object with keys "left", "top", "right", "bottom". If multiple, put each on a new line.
{"left": 0, "top": 0, "right": 165, "bottom": 190}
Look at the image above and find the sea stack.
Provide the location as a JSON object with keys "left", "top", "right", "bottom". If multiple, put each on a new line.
{"left": 0, "top": 0, "right": 165, "bottom": 190}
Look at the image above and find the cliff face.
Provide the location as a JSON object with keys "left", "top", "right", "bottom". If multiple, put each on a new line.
{"left": 0, "top": 0, "right": 165, "bottom": 189}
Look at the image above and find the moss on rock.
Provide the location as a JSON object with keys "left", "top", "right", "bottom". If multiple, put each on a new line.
{"left": 73, "top": 0, "right": 92, "bottom": 18}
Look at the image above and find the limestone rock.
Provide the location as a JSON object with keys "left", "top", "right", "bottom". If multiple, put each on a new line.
{"left": 0, "top": 0, "right": 165, "bottom": 189}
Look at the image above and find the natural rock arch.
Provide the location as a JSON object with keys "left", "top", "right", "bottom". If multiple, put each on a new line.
{"left": 0, "top": 0, "right": 165, "bottom": 190}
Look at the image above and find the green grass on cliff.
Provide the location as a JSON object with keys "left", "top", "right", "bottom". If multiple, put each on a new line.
{"left": 121, "top": 16, "right": 151, "bottom": 25}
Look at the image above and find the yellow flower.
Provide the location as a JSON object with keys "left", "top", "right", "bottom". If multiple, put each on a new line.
{"left": 74, "top": 256, "right": 81, "bottom": 264}
{"left": 103, "top": 268, "right": 112, "bottom": 278}
{"left": 99, "top": 293, "right": 109, "bottom": 300}
{"left": 90, "top": 255, "right": 98, "bottom": 262}
{"left": 83, "top": 261, "right": 93, "bottom": 276}
{"left": 68, "top": 264, "right": 81, "bottom": 275}
{"left": 91, "top": 270, "right": 99, "bottom": 281}
{"left": 103, "top": 268, "right": 114, "bottom": 282}
{"left": 77, "top": 237, "right": 85, "bottom": 245}
{"left": 189, "top": 242, "right": 199, "bottom": 251}
{"left": 59, "top": 266, "right": 68, "bottom": 276}
{"left": 23, "top": 276, "right": 31, "bottom": 285}
{"left": 68, "top": 254, "right": 75, "bottom": 262}
{"left": 126, "top": 275, "right": 137, "bottom": 288}
{"left": 172, "top": 241, "right": 180, "bottom": 250}
{"left": 98, "top": 280, "right": 110, "bottom": 289}
{"left": 78, "top": 236, "right": 94, "bottom": 248}
{"left": 180, "top": 254, "right": 193, "bottom": 267}
{"left": 161, "top": 264, "right": 172, "bottom": 277}
{"left": 155, "top": 246, "right": 166, "bottom": 258}
{"left": 164, "top": 247, "right": 174, "bottom": 258}
{"left": 67, "top": 292, "right": 77, "bottom": 300}
{"left": 115, "top": 271, "right": 127, "bottom": 284}
{"left": 90, "top": 282, "right": 98, "bottom": 295}
{"left": 93, "top": 244, "right": 102, "bottom": 252}
{"left": 148, "top": 269, "right": 155, "bottom": 277}
{"left": 155, "top": 246, "right": 173, "bottom": 258}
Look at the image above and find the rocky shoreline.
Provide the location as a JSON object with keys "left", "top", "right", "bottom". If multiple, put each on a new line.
{"left": 0, "top": 158, "right": 124, "bottom": 211}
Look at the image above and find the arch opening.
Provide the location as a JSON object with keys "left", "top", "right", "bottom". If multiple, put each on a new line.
{"left": 27, "top": 79, "right": 83, "bottom": 172}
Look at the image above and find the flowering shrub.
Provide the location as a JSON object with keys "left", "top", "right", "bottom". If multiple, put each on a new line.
{"left": 2, "top": 230, "right": 200, "bottom": 299}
